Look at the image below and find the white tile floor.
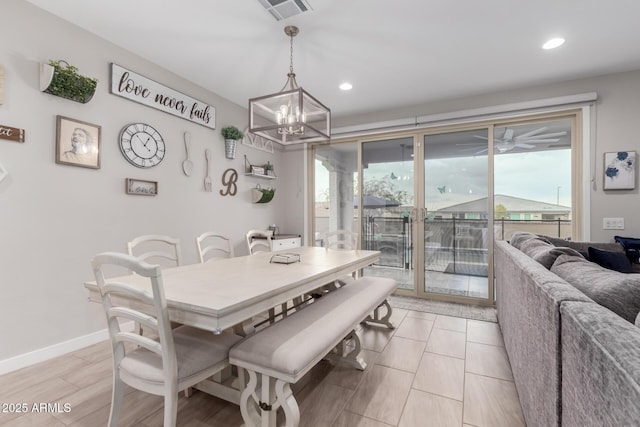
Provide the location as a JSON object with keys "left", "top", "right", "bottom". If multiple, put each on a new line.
{"left": 0, "top": 307, "right": 526, "bottom": 426}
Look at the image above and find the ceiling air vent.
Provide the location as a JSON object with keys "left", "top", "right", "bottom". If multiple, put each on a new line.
{"left": 257, "top": 0, "right": 313, "bottom": 21}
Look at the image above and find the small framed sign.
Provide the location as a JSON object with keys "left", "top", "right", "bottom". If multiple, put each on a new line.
{"left": 0, "top": 124, "right": 25, "bottom": 143}
{"left": 126, "top": 178, "right": 158, "bottom": 196}
{"left": 251, "top": 165, "right": 265, "bottom": 175}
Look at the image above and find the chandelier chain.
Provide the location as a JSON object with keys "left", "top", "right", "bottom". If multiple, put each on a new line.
{"left": 289, "top": 32, "right": 294, "bottom": 75}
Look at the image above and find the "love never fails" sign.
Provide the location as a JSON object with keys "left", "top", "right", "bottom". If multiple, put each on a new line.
{"left": 110, "top": 63, "right": 216, "bottom": 130}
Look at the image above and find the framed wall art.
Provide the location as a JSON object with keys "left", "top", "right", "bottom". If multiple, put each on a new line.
{"left": 604, "top": 151, "right": 636, "bottom": 190}
{"left": 126, "top": 178, "right": 158, "bottom": 196}
{"left": 55, "top": 115, "right": 101, "bottom": 169}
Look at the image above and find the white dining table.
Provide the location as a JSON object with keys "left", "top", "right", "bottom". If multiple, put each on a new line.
{"left": 84, "top": 246, "right": 380, "bottom": 406}
{"left": 84, "top": 246, "right": 380, "bottom": 334}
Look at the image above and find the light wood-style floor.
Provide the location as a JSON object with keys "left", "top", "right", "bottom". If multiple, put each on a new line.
{"left": 0, "top": 308, "right": 525, "bottom": 426}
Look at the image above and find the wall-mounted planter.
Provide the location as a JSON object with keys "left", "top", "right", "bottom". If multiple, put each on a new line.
{"left": 252, "top": 185, "right": 275, "bottom": 203}
{"left": 225, "top": 139, "right": 237, "bottom": 159}
{"left": 40, "top": 60, "right": 98, "bottom": 104}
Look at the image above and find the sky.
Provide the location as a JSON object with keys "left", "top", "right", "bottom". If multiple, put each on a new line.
{"left": 315, "top": 149, "right": 572, "bottom": 210}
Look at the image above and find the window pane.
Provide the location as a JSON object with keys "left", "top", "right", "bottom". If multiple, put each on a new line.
{"left": 314, "top": 143, "right": 358, "bottom": 246}
{"left": 493, "top": 120, "right": 572, "bottom": 241}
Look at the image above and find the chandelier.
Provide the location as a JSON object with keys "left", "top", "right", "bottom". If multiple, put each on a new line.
{"left": 248, "top": 25, "right": 331, "bottom": 145}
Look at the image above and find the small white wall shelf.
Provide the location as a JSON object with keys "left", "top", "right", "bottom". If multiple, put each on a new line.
{"left": 244, "top": 155, "right": 276, "bottom": 179}
{"left": 245, "top": 171, "right": 276, "bottom": 180}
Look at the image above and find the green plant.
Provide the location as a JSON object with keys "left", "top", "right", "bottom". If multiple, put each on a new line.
{"left": 257, "top": 187, "right": 275, "bottom": 203}
{"left": 221, "top": 126, "right": 244, "bottom": 140}
{"left": 263, "top": 161, "right": 273, "bottom": 171}
{"left": 46, "top": 60, "right": 98, "bottom": 103}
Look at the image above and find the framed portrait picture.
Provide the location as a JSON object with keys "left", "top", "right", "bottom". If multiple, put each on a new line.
{"left": 55, "top": 115, "right": 101, "bottom": 169}
{"left": 604, "top": 151, "right": 636, "bottom": 190}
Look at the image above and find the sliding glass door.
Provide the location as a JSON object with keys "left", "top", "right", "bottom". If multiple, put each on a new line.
{"left": 313, "top": 143, "right": 358, "bottom": 246}
{"left": 361, "top": 137, "right": 416, "bottom": 291}
{"left": 422, "top": 129, "right": 489, "bottom": 299}
{"left": 311, "top": 113, "right": 577, "bottom": 305}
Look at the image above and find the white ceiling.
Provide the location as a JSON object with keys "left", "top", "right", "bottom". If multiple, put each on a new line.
{"left": 25, "top": 0, "right": 640, "bottom": 120}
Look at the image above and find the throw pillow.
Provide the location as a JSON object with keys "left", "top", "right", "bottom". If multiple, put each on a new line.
{"left": 551, "top": 254, "right": 640, "bottom": 323}
{"left": 540, "top": 234, "right": 626, "bottom": 255}
{"left": 588, "top": 246, "right": 633, "bottom": 273}
{"left": 520, "top": 237, "right": 554, "bottom": 258}
{"left": 531, "top": 246, "right": 584, "bottom": 269}
{"left": 636, "top": 311, "right": 640, "bottom": 328}
{"left": 509, "top": 232, "right": 538, "bottom": 250}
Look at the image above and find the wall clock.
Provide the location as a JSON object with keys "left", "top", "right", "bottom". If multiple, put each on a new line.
{"left": 119, "top": 123, "right": 165, "bottom": 168}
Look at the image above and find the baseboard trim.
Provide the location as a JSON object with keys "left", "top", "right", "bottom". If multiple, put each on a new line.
{"left": 0, "top": 322, "right": 133, "bottom": 375}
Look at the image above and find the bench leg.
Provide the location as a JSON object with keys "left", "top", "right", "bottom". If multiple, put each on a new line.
{"left": 239, "top": 370, "right": 300, "bottom": 427}
{"left": 363, "top": 299, "right": 395, "bottom": 329}
{"left": 275, "top": 378, "right": 300, "bottom": 427}
{"left": 325, "top": 330, "right": 367, "bottom": 371}
{"left": 239, "top": 369, "right": 262, "bottom": 427}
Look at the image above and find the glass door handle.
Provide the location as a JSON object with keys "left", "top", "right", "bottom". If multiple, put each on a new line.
{"left": 409, "top": 208, "right": 418, "bottom": 222}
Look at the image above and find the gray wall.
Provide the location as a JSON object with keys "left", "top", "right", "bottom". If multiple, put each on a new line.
{"left": 0, "top": 0, "right": 284, "bottom": 361}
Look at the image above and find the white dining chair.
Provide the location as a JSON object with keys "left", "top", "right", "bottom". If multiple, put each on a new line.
{"left": 127, "top": 234, "right": 183, "bottom": 334}
{"left": 245, "top": 229, "right": 297, "bottom": 323}
{"left": 323, "top": 229, "right": 359, "bottom": 250}
{"left": 196, "top": 232, "right": 234, "bottom": 263}
{"left": 127, "top": 234, "right": 183, "bottom": 268}
{"left": 92, "top": 252, "right": 241, "bottom": 427}
{"left": 245, "top": 229, "right": 272, "bottom": 255}
{"left": 321, "top": 230, "right": 360, "bottom": 291}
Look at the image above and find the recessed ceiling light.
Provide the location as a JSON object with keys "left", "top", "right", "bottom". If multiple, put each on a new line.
{"left": 543, "top": 38, "right": 565, "bottom": 50}
{"left": 339, "top": 82, "right": 353, "bottom": 91}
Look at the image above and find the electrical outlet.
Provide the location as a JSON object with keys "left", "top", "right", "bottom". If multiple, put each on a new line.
{"left": 603, "top": 218, "right": 625, "bottom": 230}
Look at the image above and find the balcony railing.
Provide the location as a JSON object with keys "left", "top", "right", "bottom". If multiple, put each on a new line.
{"left": 362, "top": 216, "right": 572, "bottom": 277}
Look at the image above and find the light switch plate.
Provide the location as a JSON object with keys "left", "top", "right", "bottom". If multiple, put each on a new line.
{"left": 603, "top": 217, "right": 625, "bottom": 230}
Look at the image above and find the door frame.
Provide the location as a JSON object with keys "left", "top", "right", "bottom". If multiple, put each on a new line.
{"left": 308, "top": 109, "right": 583, "bottom": 306}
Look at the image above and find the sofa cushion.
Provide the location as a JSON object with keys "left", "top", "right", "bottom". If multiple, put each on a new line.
{"left": 551, "top": 254, "right": 640, "bottom": 323}
{"left": 519, "top": 237, "right": 584, "bottom": 269}
{"left": 509, "top": 232, "right": 538, "bottom": 249}
{"left": 533, "top": 246, "right": 585, "bottom": 269}
{"left": 540, "top": 235, "right": 624, "bottom": 253}
{"left": 519, "top": 237, "right": 553, "bottom": 257}
{"left": 588, "top": 246, "right": 633, "bottom": 273}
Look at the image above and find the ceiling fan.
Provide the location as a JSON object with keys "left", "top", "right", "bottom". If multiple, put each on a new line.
{"left": 461, "top": 126, "right": 568, "bottom": 154}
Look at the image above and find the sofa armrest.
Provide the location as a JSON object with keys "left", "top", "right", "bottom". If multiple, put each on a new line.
{"left": 560, "top": 301, "right": 640, "bottom": 427}
{"left": 495, "top": 241, "right": 592, "bottom": 427}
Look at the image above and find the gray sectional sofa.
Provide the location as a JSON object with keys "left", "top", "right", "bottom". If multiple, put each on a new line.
{"left": 495, "top": 234, "right": 640, "bottom": 427}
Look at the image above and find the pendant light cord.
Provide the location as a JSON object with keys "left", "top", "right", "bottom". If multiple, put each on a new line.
{"left": 281, "top": 26, "right": 299, "bottom": 91}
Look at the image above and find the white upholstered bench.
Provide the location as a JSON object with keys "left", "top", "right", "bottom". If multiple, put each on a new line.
{"left": 229, "top": 276, "right": 398, "bottom": 427}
